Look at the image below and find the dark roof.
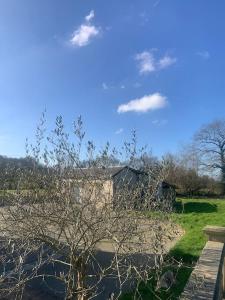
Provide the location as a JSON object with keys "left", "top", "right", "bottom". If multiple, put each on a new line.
{"left": 71, "top": 167, "right": 176, "bottom": 188}
{"left": 72, "top": 166, "right": 144, "bottom": 179}
{"left": 72, "top": 166, "right": 124, "bottom": 179}
{"left": 161, "top": 181, "right": 176, "bottom": 189}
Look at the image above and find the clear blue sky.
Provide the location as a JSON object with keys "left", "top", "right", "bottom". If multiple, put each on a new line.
{"left": 0, "top": 0, "right": 225, "bottom": 158}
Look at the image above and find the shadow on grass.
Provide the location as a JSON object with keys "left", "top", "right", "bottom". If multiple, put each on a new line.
{"left": 175, "top": 201, "right": 217, "bottom": 214}
{"left": 120, "top": 245, "right": 199, "bottom": 300}
{"left": 169, "top": 247, "right": 199, "bottom": 264}
{"left": 120, "top": 263, "right": 193, "bottom": 300}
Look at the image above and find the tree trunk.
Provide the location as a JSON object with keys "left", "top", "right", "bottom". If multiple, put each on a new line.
{"left": 66, "top": 256, "right": 87, "bottom": 300}
{"left": 221, "top": 167, "right": 225, "bottom": 196}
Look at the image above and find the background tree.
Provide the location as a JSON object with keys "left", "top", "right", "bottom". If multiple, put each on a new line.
{"left": 194, "top": 120, "right": 225, "bottom": 194}
{"left": 0, "top": 155, "right": 38, "bottom": 190}
{"left": 178, "top": 143, "right": 200, "bottom": 173}
{"left": 164, "top": 150, "right": 220, "bottom": 197}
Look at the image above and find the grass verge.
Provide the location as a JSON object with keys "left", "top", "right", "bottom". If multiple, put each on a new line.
{"left": 121, "top": 197, "right": 225, "bottom": 299}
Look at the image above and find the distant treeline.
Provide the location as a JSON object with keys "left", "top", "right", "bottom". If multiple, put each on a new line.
{"left": 163, "top": 154, "right": 222, "bottom": 198}
{"left": 0, "top": 155, "right": 37, "bottom": 190}
{"left": 0, "top": 153, "right": 222, "bottom": 198}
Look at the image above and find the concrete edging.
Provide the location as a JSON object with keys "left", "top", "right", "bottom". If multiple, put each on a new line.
{"left": 181, "top": 226, "right": 225, "bottom": 300}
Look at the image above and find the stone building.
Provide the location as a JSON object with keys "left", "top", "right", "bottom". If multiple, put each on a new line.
{"left": 69, "top": 166, "right": 176, "bottom": 209}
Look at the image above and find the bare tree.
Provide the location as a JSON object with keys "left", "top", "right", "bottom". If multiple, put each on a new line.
{"left": 163, "top": 152, "right": 214, "bottom": 197}
{"left": 178, "top": 143, "right": 200, "bottom": 173}
{"left": 194, "top": 120, "right": 225, "bottom": 194}
{"left": 0, "top": 115, "right": 178, "bottom": 300}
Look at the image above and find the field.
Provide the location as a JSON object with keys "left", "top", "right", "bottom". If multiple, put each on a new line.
{"left": 122, "top": 197, "right": 225, "bottom": 299}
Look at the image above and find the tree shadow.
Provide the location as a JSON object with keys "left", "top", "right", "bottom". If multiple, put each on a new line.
{"left": 175, "top": 201, "right": 217, "bottom": 214}
{"left": 169, "top": 247, "right": 199, "bottom": 264}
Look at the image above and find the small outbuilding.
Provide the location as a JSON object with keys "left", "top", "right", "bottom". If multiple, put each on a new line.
{"left": 70, "top": 166, "right": 176, "bottom": 209}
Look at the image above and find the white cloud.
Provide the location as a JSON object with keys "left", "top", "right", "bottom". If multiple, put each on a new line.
{"left": 70, "top": 10, "right": 100, "bottom": 47}
{"left": 102, "top": 82, "right": 126, "bottom": 90}
{"left": 117, "top": 93, "right": 168, "bottom": 113}
{"left": 85, "top": 10, "right": 95, "bottom": 22}
{"left": 70, "top": 25, "right": 99, "bottom": 47}
{"left": 135, "top": 51, "right": 156, "bottom": 74}
{"left": 158, "top": 55, "right": 177, "bottom": 69}
{"left": 135, "top": 51, "right": 176, "bottom": 74}
{"left": 197, "top": 51, "right": 210, "bottom": 60}
{"left": 115, "top": 128, "right": 124, "bottom": 134}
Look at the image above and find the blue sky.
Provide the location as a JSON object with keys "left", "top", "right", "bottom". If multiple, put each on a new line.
{"left": 0, "top": 0, "right": 225, "bottom": 158}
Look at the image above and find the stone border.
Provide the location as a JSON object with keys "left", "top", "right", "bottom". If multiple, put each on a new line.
{"left": 181, "top": 226, "right": 225, "bottom": 300}
{"left": 204, "top": 226, "right": 225, "bottom": 244}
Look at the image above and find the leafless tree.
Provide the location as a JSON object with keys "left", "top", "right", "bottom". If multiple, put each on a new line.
{"left": 194, "top": 120, "right": 225, "bottom": 194}
{"left": 0, "top": 115, "right": 178, "bottom": 300}
{"left": 178, "top": 144, "right": 200, "bottom": 173}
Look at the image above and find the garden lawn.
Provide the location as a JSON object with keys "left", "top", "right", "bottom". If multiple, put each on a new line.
{"left": 121, "top": 198, "right": 225, "bottom": 299}
{"left": 171, "top": 198, "right": 225, "bottom": 262}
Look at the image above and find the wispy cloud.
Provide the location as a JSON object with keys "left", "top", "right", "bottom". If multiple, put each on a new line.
{"left": 102, "top": 82, "right": 109, "bottom": 90}
{"left": 115, "top": 128, "right": 124, "bottom": 134}
{"left": 117, "top": 93, "right": 168, "bottom": 113}
{"left": 70, "top": 10, "right": 100, "bottom": 47}
{"left": 135, "top": 50, "right": 177, "bottom": 74}
{"left": 133, "top": 82, "right": 142, "bottom": 88}
{"left": 139, "top": 12, "right": 150, "bottom": 25}
{"left": 152, "top": 119, "right": 168, "bottom": 126}
{"left": 135, "top": 51, "right": 156, "bottom": 74}
{"left": 197, "top": 51, "right": 210, "bottom": 60}
{"left": 153, "top": 0, "right": 161, "bottom": 7}
{"left": 158, "top": 55, "right": 177, "bottom": 69}
{"left": 85, "top": 10, "right": 95, "bottom": 22}
{"left": 102, "top": 82, "right": 126, "bottom": 90}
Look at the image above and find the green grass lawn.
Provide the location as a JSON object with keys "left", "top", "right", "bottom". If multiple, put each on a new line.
{"left": 171, "top": 198, "right": 225, "bottom": 262}
{"left": 121, "top": 197, "right": 225, "bottom": 299}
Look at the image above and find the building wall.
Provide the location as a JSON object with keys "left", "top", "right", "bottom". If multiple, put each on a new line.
{"left": 70, "top": 179, "right": 114, "bottom": 208}
{"left": 112, "top": 168, "right": 140, "bottom": 208}
{"left": 67, "top": 168, "right": 175, "bottom": 210}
